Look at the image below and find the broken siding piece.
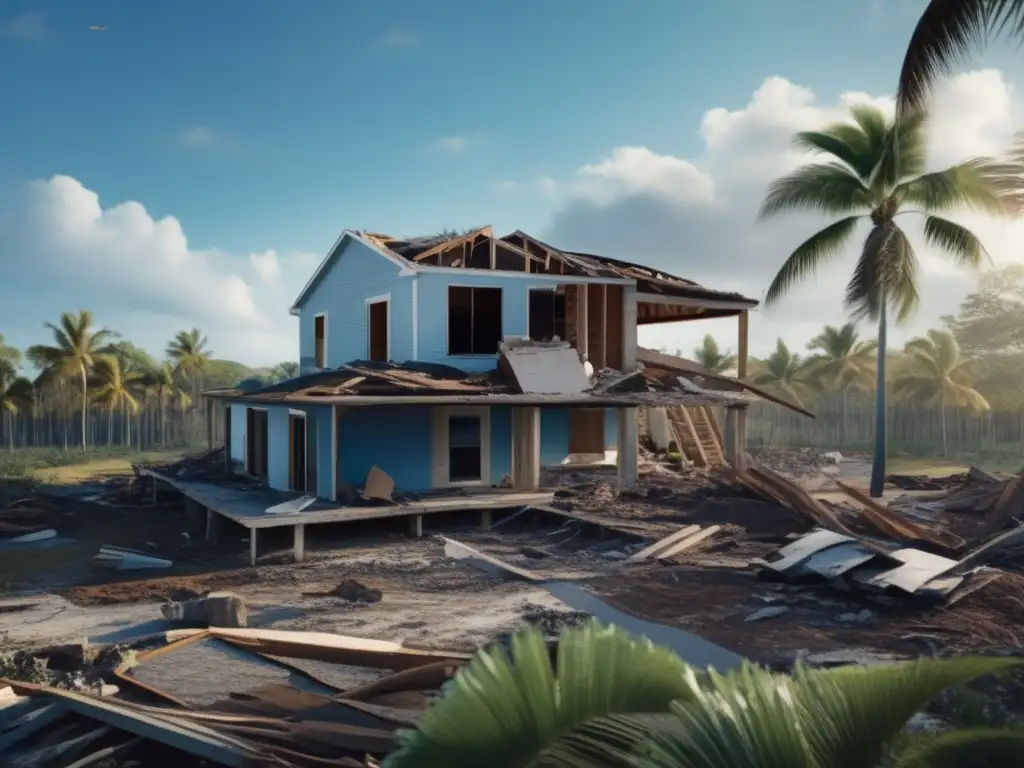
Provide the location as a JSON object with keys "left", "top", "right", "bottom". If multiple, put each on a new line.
{"left": 499, "top": 342, "right": 590, "bottom": 394}
{"left": 763, "top": 529, "right": 854, "bottom": 573}
{"left": 865, "top": 549, "right": 960, "bottom": 594}
{"left": 803, "top": 541, "right": 878, "bottom": 579}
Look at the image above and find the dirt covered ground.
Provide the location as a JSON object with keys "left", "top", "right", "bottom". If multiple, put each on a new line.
{"left": 4, "top": 447, "right": 1024, "bottom": 667}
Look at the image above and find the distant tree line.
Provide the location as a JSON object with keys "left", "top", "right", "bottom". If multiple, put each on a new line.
{"left": 0, "top": 313, "right": 297, "bottom": 452}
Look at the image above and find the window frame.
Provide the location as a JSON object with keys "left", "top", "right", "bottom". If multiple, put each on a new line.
{"left": 446, "top": 285, "right": 503, "bottom": 356}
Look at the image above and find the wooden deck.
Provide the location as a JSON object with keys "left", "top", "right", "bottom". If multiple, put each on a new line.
{"left": 140, "top": 469, "right": 553, "bottom": 566}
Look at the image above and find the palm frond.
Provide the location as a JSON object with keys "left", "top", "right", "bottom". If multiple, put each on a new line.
{"left": 758, "top": 164, "right": 870, "bottom": 219}
{"left": 897, "top": 0, "right": 1022, "bottom": 112}
{"left": 845, "top": 224, "right": 920, "bottom": 323}
{"left": 923, "top": 216, "right": 988, "bottom": 268}
{"left": 764, "top": 216, "right": 861, "bottom": 305}
{"left": 792, "top": 130, "right": 873, "bottom": 177}
{"left": 894, "top": 727, "right": 1024, "bottom": 768}
{"left": 897, "top": 159, "right": 1020, "bottom": 216}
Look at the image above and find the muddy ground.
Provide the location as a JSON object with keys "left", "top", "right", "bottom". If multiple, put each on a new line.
{"left": 3, "top": 449, "right": 1022, "bottom": 668}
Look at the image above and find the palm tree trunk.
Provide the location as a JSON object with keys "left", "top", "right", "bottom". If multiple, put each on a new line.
{"left": 869, "top": 302, "right": 888, "bottom": 498}
{"left": 80, "top": 365, "right": 88, "bottom": 452}
{"left": 940, "top": 391, "right": 948, "bottom": 457}
{"left": 840, "top": 387, "right": 848, "bottom": 448}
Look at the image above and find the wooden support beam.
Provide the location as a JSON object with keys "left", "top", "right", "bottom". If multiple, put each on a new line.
{"left": 511, "top": 407, "right": 540, "bottom": 491}
{"left": 293, "top": 524, "right": 306, "bottom": 563}
{"left": 409, "top": 515, "right": 423, "bottom": 538}
{"left": 205, "top": 398, "right": 214, "bottom": 449}
{"left": 331, "top": 405, "right": 340, "bottom": 501}
{"left": 732, "top": 310, "right": 750, "bottom": 470}
{"left": 617, "top": 408, "right": 639, "bottom": 487}
{"left": 249, "top": 530, "right": 258, "bottom": 567}
{"left": 576, "top": 285, "right": 589, "bottom": 360}
{"left": 481, "top": 509, "right": 492, "bottom": 531}
{"left": 622, "top": 285, "right": 638, "bottom": 370}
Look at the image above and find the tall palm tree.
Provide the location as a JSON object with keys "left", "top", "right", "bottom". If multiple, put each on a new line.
{"left": 0, "top": 333, "right": 20, "bottom": 364}
{"left": 91, "top": 357, "right": 142, "bottom": 447}
{"left": 383, "top": 620, "right": 1023, "bottom": 768}
{"left": 0, "top": 359, "right": 33, "bottom": 452}
{"left": 166, "top": 328, "right": 212, "bottom": 396}
{"left": 896, "top": 0, "right": 1024, "bottom": 112}
{"left": 692, "top": 335, "right": 736, "bottom": 374}
{"left": 759, "top": 104, "right": 1013, "bottom": 496}
{"left": 750, "top": 339, "right": 819, "bottom": 408}
{"left": 141, "top": 362, "right": 176, "bottom": 445}
{"left": 26, "top": 311, "right": 116, "bottom": 451}
{"left": 896, "top": 328, "right": 990, "bottom": 456}
{"left": 805, "top": 322, "right": 877, "bottom": 447}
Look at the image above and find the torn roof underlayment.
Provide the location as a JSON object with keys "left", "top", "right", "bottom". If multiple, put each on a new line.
{"left": 205, "top": 342, "right": 759, "bottom": 409}
{"left": 292, "top": 227, "right": 758, "bottom": 323}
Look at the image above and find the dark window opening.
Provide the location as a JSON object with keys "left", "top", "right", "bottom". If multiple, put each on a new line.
{"left": 314, "top": 315, "right": 326, "bottom": 368}
{"left": 495, "top": 244, "right": 527, "bottom": 271}
{"left": 448, "top": 415, "right": 482, "bottom": 482}
{"left": 289, "top": 414, "right": 306, "bottom": 492}
{"left": 467, "top": 240, "right": 491, "bottom": 269}
{"left": 368, "top": 301, "right": 388, "bottom": 361}
{"left": 245, "top": 408, "right": 269, "bottom": 481}
{"left": 448, "top": 286, "right": 502, "bottom": 354}
{"left": 529, "top": 289, "right": 566, "bottom": 341}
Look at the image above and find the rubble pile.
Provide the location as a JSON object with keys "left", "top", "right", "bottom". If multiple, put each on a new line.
{"left": 728, "top": 462, "right": 1024, "bottom": 605}
{"left": 1, "top": 627, "right": 473, "bottom": 767}
{"left": 747, "top": 446, "right": 841, "bottom": 477}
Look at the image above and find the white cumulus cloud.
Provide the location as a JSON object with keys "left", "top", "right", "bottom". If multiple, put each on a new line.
{"left": 540, "top": 69, "right": 1024, "bottom": 361}
{"left": 0, "top": 175, "right": 316, "bottom": 366}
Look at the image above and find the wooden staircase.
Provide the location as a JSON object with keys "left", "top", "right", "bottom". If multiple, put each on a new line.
{"left": 668, "top": 405, "right": 726, "bottom": 467}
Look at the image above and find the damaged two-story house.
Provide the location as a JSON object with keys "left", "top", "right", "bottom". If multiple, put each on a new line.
{"left": 205, "top": 226, "right": 764, "bottom": 508}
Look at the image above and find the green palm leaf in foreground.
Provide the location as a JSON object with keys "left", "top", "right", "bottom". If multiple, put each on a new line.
{"left": 383, "top": 619, "right": 1021, "bottom": 768}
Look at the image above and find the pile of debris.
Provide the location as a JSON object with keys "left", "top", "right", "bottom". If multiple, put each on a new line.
{"left": 1, "top": 627, "right": 474, "bottom": 767}
{"left": 727, "top": 463, "right": 1024, "bottom": 604}
{"left": 746, "top": 447, "right": 842, "bottom": 477}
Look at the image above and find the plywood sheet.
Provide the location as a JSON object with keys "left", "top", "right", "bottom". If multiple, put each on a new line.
{"left": 501, "top": 344, "right": 589, "bottom": 394}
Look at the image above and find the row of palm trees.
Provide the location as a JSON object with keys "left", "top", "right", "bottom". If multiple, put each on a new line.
{"left": 0, "top": 314, "right": 214, "bottom": 452}
{"left": 684, "top": 321, "right": 987, "bottom": 453}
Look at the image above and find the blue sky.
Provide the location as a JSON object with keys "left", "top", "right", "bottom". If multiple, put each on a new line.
{"left": 3, "top": 0, "right": 1024, "bottom": 366}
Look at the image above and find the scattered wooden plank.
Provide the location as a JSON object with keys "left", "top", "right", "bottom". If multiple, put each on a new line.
{"left": 983, "top": 472, "right": 1024, "bottom": 536}
{"left": 834, "top": 479, "right": 965, "bottom": 553}
{"left": 63, "top": 738, "right": 142, "bottom": 768}
{"left": 627, "top": 525, "right": 701, "bottom": 562}
{"left": 0, "top": 703, "right": 66, "bottom": 751}
{"left": 654, "top": 526, "right": 721, "bottom": 562}
{"left": 6, "top": 725, "right": 112, "bottom": 768}
{"left": 337, "top": 661, "right": 460, "bottom": 702}
{"left": 441, "top": 536, "right": 542, "bottom": 582}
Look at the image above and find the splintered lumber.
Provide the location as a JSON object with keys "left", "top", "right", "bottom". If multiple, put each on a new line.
{"left": 441, "top": 536, "right": 541, "bottom": 582}
{"left": 628, "top": 524, "right": 701, "bottom": 562}
{"left": 834, "top": 480, "right": 965, "bottom": 553}
{"left": 336, "top": 661, "right": 461, "bottom": 702}
{"left": 207, "top": 627, "right": 471, "bottom": 670}
{"left": 654, "top": 526, "right": 721, "bottom": 562}
{"left": 735, "top": 463, "right": 853, "bottom": 535}
{"left": 983, "top": 472, "right": 1024, "bottom": 536}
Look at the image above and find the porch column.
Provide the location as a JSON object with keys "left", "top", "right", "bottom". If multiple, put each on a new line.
{"left": 730, "top": 310, "right": 750, "bottom": 470}
{"left": 511, "top": 407, "right": 540, "bottom": 491}
{"left": 576, "top": 285, "right": 589, "bottom": 360}
{"left": 616, "top": 407, "right": 638, "bottom": 487}
{"left": 331, "top": 405, "right": 341, "bottom": 501}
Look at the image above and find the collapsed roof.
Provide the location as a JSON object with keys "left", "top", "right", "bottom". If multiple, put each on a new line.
{"left": 298, "top": 227, "right": 758, "bottom": 324}
{"left": 205, "top": 345, "right": 759, "bottom": 409}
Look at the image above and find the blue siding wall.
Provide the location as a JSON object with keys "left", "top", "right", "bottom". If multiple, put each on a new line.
{"left": 266, "top": 407, "right": 290, "bottom": 491}
{"left": 490, "top": 406, "right": 512, "bottom": 485}
{"left": 298, "top": 238, "right": 413, "bottom": 365}
{"left": 229, "top": 404, "right": 245, "bottom": 464}
{"left": 314, "top": 407, "right": 333, "bottom": 499}
{"left": 540, "top": 409, "right": 570, "bottom": 466}
{"left": 338, "top": 406, "right": 434, "bottom": 492}
{"left": 415, "top": 272, "right": 588, "bottom": 372}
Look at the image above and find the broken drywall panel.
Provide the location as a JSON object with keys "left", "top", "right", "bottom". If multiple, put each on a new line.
{"left": 865, "top": 549, "right": 960, "bottom": 594}
{"left": 499, "top": 342, "right": 590, "bottom": 394}
{"left": 265, "top": 496, "right": 317, "bottom": 516}
{"left": 764, "top": 529, "right": 854, "bottom": 573}
{"left": 803, "top": 542, "right": 878, "bottom": 579}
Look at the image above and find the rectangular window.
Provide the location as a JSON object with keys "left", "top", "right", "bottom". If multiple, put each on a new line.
{"left": 367, "top": 300, "right": 389, "bottom": 361}
{"left": 448, "top": 415, "right": 482, "bottom": 483}
{"left": 314, "top": 314, "right": 326, "bottom": 368}
{"left": 528, "top": 288, "right": 566, "bottom": 342}
{"left": 448, "top": 286, "right": 502, "bottom": 355}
